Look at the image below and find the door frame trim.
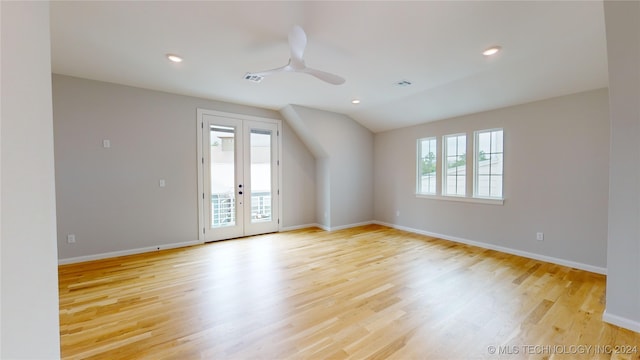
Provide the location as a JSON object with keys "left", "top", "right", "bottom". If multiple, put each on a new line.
{"left": 196, "top": 108, "right": 283, "bottom": 242}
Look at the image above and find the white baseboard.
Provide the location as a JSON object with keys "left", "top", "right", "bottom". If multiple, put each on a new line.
{"left": 603, "top": 309, "right": 640, "bottom": 333}
{"left": 282, "top": 221, "right": 374, "bottom": 232}
{"left": 281, "top": 223, "right": 324, "bottom": 231}
{"left": 327, "top": 221, "right": 374, "bottom": 231}
{"left": 58, "top": 221, "right": 375, "bottom": 264}
{"left": 59, "top": 221, "right": 607, "bottom": 276}
{"left": 373, "top": 221, "right": 607, "bottom": 275}
{"left": 58, "top": 240, "right": 202, "bottom": 265}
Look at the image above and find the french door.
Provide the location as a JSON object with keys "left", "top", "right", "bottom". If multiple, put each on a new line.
{"left": 198, "top": 110, "right": 280, "bottom": 242}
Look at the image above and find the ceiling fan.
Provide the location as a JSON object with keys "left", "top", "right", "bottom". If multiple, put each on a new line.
{"left": 244, "top": 25, "right": 346, "bottom": 85}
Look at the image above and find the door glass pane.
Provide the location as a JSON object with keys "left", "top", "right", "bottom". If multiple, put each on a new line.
{"left": 210, "top": 126, "right": 236, "bottom": 228}
{"left": 250, "top": 129, "right": 272, "bottom": 223}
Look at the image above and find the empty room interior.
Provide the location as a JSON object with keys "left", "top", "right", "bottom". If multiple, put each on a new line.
{"left": 2, "top": 1, "right": 640, "bottom": 359}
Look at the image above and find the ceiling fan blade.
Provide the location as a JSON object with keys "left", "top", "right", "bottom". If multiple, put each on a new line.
{"left": 245, "top": 25, "right": 346, "bottom": 85}
{"left": 288, "top": 25, "right": 307, "bottom": 67}
{"left": 302, "top": 67, "right": 346, "bottom": 85}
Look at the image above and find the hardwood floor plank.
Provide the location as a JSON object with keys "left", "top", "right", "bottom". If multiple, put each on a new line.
{"left": 59, "top": 225, "right": 640, "bottom": 359}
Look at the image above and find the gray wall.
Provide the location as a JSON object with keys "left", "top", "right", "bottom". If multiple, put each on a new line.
{"left": 604, "top": 0, "right": 640, "bottom": 332}
{"left": 53, "top": 75, "right": 316, "bottom": 261}
{"left": 281, "top": 105, "right": 374, "bottom": 229}
{"left": 281, "top": 120, "right": 317, "bottom": 228}
{"left": 1, "top": 2, "right": 61, "bottom": 358}
{"left": 374, "top": 88, "right": 610, "bottom": 271}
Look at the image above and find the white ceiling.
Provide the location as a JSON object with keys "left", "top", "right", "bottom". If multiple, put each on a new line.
{"left": 50, "top": 1, "right": 608, "bottom": 133}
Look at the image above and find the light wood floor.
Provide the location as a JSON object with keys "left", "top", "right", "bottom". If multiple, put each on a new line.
{"left": 59, "top": 225, "right": 640, "bottom": 359}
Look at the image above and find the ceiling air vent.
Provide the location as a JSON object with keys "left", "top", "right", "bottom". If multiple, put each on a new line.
{"left": 244, "top": 73, "right": 264, "bottom": 83}
{"left": 395, "top": 80, "right": 412, "bottom": 87}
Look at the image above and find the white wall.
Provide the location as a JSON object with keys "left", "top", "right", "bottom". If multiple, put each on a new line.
{"left": 53, "top": 75, "right": 316, "bottom": 261}
{"left": 603, "top": 0, "right": 640, "bottom": 332}
{"left": 1, "top": 2, "right": 61, "bottom": 358}
{"left": 374, "top": 89, "right": 610, "bottom": 272}
{"left": 281, "top": 105, "right": 374, "bottom": 229}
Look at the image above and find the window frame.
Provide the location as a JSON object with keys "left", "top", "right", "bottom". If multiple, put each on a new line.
{"left": 473, "top": 128, "right": 504, "bottom": 200}
{"left": 442, "top": 133, "right": 467, "bottom": 197}
{"left": 416, "top": 137, "right": 438, "bottom": 195}
{"left": 414, "top": 129, "right": 504, "bottom": 206}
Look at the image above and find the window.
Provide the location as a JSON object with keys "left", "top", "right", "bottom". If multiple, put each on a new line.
{"left": 417, "top": 137, "right": 437, "bottom": 194}
{"left": 416, "top": 129, "right": 504, "bottom": 204}
{"left": 475, "top": 129, "right": 503, "bottom": 198}
{"left": 443, "top": 134, "right": 466, "bottom": 196}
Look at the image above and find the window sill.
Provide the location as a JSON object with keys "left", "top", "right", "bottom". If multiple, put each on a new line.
{"left": 416, "top": 194, "right": 504, "bottom": 205}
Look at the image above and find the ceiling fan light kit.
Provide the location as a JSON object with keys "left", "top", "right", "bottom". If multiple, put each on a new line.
{"left": 244, "top": 25, "right": 346, "bottom": 85}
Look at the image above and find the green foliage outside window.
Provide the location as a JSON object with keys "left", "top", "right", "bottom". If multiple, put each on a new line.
{"left": 449, "top": 153, "right": 466, "bottom": 168}
{"left": 420, "top": 152, "right": 436, "bottom": 176}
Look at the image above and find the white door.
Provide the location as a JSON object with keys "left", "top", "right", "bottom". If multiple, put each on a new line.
{"left": 199, "top": 111, "right": 280, "bottom": 242}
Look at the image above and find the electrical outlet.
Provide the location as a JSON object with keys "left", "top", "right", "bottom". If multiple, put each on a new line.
{"left": 396, "top": 210, "right": 400, "bottom": 217}
{"left": 67, "top": 234, "right": 76, "bottom": 244}
{"left": 536, "top": 232, "right": 544, "bottom": 241}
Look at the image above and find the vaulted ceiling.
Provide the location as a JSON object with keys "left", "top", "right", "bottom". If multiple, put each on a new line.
{"left": 50, "top": 1, "right": 608, "bottom": 133}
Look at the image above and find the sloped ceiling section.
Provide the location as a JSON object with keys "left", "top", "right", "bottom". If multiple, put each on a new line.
{"left": 281, "top": 105, "right": 374, "bottom": 229}
{"left": 50, "top": 1, "right": 608, "bottom": 133}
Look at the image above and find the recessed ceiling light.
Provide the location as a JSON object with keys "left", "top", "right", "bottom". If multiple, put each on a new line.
{"left": 351, "top": 99, "right": 361, "bottom": 104}
{"left": 166, "top": 54, "right": 183, "bottom": 63}
{"left": 482, "top": 46, "right": 502, "bottom": 56}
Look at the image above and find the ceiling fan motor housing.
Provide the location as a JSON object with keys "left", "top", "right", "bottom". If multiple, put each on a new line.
{"left": 244, "top": 73, "right": 264, "bottom": 83}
